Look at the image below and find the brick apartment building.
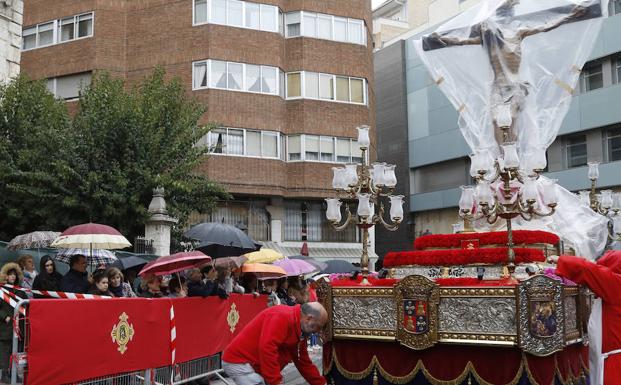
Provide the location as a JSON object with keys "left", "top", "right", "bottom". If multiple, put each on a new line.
{"left": 21, "top": 0, "right": 376, "bottom": 264}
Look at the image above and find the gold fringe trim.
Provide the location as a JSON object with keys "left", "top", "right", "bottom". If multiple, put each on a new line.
{"left": 554, "top": 79, "right": 574, "bottom": 95}
{"left": 328, "top": 347, "right": 587, "bottom": 385}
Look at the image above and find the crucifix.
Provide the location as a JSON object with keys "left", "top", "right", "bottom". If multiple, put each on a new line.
{"left": 422, "top": 0, "right": 600, "bottom": 144}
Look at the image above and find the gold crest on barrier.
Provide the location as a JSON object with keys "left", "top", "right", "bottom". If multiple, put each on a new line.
{"left": 394, "top": 275, "right": 440, "bottom": 350}
{"left": 227, "top": 302, "right": 240, "bottom": 333}
{"left": 111, "top": 312, "right": 135, "bottom": 354}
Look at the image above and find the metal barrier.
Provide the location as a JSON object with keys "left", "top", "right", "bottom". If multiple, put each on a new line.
{"left": 9, "top": 299, "right": 232, "bottom": 385}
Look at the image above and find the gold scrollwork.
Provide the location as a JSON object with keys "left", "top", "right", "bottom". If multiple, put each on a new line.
{"left": 227, "top": 303, "right": 240, "bottom": 333}
{"left": 394, "top": 275, "right": 440, "bottom": 350}
{"left": 317, "top": 280, "right": 334, "bottom": 342}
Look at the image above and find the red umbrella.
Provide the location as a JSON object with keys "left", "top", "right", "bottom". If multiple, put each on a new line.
{"left": 138, "top": 251, "right": 211, "bottom": 277}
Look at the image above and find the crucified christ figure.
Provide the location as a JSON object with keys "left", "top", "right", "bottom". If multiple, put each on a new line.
{"left": 422, "top": 0, "right": 595, "bottom": 143}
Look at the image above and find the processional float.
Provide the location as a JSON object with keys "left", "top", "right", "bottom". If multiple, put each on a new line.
{"left": 320, "top": 1, "right": 611, "bottom": 384}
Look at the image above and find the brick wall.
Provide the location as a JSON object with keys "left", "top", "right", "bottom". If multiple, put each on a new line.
{"left": 21, "top": 0, "right": 375, "bottom": 199}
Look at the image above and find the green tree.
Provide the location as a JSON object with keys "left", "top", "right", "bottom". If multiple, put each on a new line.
{"left": 0, "top": 75, "right": 74, "bottom": 239}
{"left": 68, "top": 69, "right": 229, "bottom": 240}
{"left": 0, "top": 70, "right": 228, "bottom": 243}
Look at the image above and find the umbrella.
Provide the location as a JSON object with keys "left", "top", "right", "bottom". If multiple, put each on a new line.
{"left": 51, "top": 223, "right": 131, "bottom": 250}
{"left": 139, "top": 251, "right": 212, "bottom": 277}
{"left": 289, "top": 255, "right": 328, "bottom": 272}
{"left": 241, "top": 263, "right": 286, "bottom": 279}
{"left": 243, "top": 248, "right": 285, "bottom": 264}
{"left": 111, "top": 254, "right": 152, "bottom": 270}
{"left": 7, "top": 231, "right": 61, "bottom": 251}
{"left": 54, "top": 248, "right": 117, "bottom": 266}
{"left": 211, "top": 256, "right": 248, "bottom": 270}
{"left": 273, "top": 258, "right": 317, "bottom": 276}
{"left": 185, "top": 222, "right": 259, "bottom": 258}
{"left": 321, "top": 259, "right": 360, "bottom": 274}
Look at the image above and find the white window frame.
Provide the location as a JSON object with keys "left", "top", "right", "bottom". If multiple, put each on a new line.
{"left": 192, "top": 0, "right": 282, "bottom": 34}
{"left": 286, "top": 135, "right": 365, "bottom": 164}
{"left": 581, "top": 62, "right": 604, "bottom": 93}
{"left": 564, "top": 135, "right": 588, "bottom": 168}
{"left": 207, "top": 127, "right": 282, "bottom": 159}
{"left": 615, "top": 56, "right": 621, "bottom": 84}
{"left": 605, "top": 127, "right": 621, "bottom": 162}
{"left": 285, "top": 71, "right": 367, "bottom": 106}
{"left": 22, "top": 12, "right": 94, "bottom": 51}
{"left": 284, "top": 11, "right": 366, "bottom": 46}
{"left": 45, "top": 72, "right": 92, "bottom": 101}
{"left": 192, "top": 59, "right": 282, "bottom": 97}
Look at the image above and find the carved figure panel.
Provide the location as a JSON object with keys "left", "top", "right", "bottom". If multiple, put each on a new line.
{"left": 439, "top": 297, "right": 516, "bottom": 334}
{"left": 333, "top": 297, "right": 395, "bottom": 331}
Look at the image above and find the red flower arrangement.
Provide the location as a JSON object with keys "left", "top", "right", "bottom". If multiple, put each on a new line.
{"left": 413, "top": 230, "right": 559, "bottom": 250}
{"left": 383, "top": 247, "right": 545, "bottom": 267}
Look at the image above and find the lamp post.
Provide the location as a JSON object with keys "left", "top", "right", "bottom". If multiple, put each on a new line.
{"left": 325, "top": 125, "right": 404, "bottom": 284}
{"left": 459, "top": 143, "right": 558, "bottom": 276}
{"left": 577, "top": 161, "right": 621, "bottom": 244}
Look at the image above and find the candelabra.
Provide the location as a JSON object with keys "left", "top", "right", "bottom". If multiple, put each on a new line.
{"left": 576, "top": 161, "right": 621, "bottom": 243}
{"left": 325, "top": 125, "right": 404, "bottom": 284}
{"left": 459, "top": 142, "right": 559, "bottom": 276}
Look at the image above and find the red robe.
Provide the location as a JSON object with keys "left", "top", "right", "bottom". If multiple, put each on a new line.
{"left": 222, "top": 304, "right": 325, "bottom": 385}
{"left": 556, "top": 253, "right": 621, "bottom": 385}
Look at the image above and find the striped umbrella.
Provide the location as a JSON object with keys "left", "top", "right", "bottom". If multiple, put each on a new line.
{"left": 51, "top": 223, "right": 131, "bottom": 250}
{"left": 54, "top": 248, "right": 118, "bottom": 266}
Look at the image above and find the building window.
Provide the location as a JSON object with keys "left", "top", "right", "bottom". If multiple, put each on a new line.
{"left": 581, "top": 62, "right": 603, "bottom": 92}
{"left": 565, "top": 135, "right": 587, "bottom": 168}
{"left": 606, "top": 127, "right": 621, "bottom": 162}
{"left": 284, "top": 11, "right": 366, "bottom": 45}
{"left": 22, "top": 12, "right": 94, "bottom": 51}
{"left": 193, "top": 0, "right": 280, "bottom": 33}
{"left": 285, "top": 71, "right": 367, "bottom": 105}
{"left": 610, "top": 0, "right": 621, "bottom": 15}
{"left": 46, "top": 72, "right": 92, "bottom": 100}
{"left": 615, "top": 56, "right": 621, "bottom": 84}
{"left": 288, "top": 135, "right": 363, "bottom": 163}
{"left": 193, "top": 59, "right": 281, "bottom": 96}
{"left": 202, "top": 127, "right": 282, "bottom": 159}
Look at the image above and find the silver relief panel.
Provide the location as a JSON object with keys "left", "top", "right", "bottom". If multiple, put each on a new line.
{"left": 439, "top": 297, "right": 516, "bottom": 334}
{"left": 564, "top": 296, "right": 578, "bottom": 333}
{"left": 333, "top": 297, "right": 396, "bottom": 330}
{"left": 392, "top": 266, "right": 505, "bottom": 280}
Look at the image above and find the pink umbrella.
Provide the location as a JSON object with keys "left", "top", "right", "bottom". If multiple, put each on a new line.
{"left": 273, "top": 257, "right": 317, "bottom": 276}
{"left": 138, "top": 251, "right": 212, "bottom": 277}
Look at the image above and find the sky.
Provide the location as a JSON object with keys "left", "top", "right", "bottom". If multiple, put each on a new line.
{"left": 372, "top": 0, "right": 385, "bottom": 10}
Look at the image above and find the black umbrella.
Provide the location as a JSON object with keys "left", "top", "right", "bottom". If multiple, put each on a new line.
{"left": 289, "top": 255, "right": 328, "bottom": 272}
{"left": 111, "top": 252, "right": 157, "bottom": 270}
{"left": 184, "top": 222, "right": 259, "bottom": 258}
{"left": 320, "top": 259, "right": 360, "bottom": 274}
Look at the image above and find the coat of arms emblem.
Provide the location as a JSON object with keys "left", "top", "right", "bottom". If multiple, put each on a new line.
{"left": 111, "top": 312, "right": 135, "bottom": 354}
{"left": 395, "top": 275, "right": 439, "bottom": 350}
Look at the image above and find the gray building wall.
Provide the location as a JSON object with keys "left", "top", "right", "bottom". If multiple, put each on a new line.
{"left": 374, "top": 40, "right": 414, "bottom": 264}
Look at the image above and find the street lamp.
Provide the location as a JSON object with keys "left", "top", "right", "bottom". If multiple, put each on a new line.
{"left": 577, "top": 161, "right": 621, "bottom": 244}
{"left": 325, "top": 125, "right": 403, "bottom": 284}
{"left": 459, "top": 144, "right": 558, "bottom": 276}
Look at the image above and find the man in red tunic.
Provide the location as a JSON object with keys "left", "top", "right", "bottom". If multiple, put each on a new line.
{"left": 550, "top": 251, "right": 621, "bottom": 385}
{"left": 222, "top": 302, "right": 328, "bottom": 385}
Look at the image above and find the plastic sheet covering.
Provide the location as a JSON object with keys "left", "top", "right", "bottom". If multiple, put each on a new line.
{"left": 414, "top": 0, "right": 609, "bottom": 259}
{"left": 473, "top": 176, "right": 609, "bottom": 259}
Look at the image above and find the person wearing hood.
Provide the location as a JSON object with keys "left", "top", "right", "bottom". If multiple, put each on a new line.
{"left": 32, "top": 255, "right": 63, "bottom": 298}
{"left": 549, "top": 251, "right": 621, "bottom": 385}
{"left": 60, "top": 254, "right": 90, "bottom": 294}
{"left": 0, "top": 262, "right": 26, "bottom": 382}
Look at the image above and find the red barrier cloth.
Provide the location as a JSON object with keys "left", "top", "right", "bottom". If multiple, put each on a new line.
{"left": 27, "top": 298, "right": 172, "bottom": 385}
{"left": 327, "top": 339, "right": 587, "bottom": 384}
{"left": 26, "top": 295, "right": 267, "bottom": 385}
{"left": 173, "top": 294, "right": 267, "bottom": 363}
